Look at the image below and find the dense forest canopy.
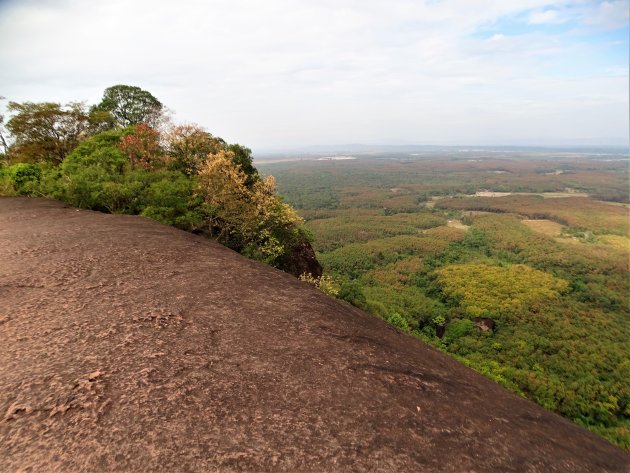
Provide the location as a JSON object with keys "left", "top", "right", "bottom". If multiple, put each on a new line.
{"left": 259, "top": 155, "right": 630, "bottom": 450}
{"left": 0, "top": 86, "right": 320, "bottom": 277}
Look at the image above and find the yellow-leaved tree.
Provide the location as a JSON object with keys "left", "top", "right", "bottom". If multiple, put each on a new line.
{"left": 434, "top": 263, "right": 568, "bottom": 319}
{"left": 196, "top": 150, "right": 315, "bottom": 271}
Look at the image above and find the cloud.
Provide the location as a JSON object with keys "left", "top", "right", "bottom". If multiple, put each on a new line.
{"left": 583, "top": 0, "right": 630, "bottom": 30}
{"left": 0, "top": 0, "right": 627, "bottom": 149}
{"left": 528, "top": 9, "right": 563, "bottom": 24}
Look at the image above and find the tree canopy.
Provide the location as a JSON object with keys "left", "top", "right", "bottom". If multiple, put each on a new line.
{"left": 93, "top": 85, "right": 163, "bottom": 128}
{"left": 434, "top": 263, "right": 569, "bottom": 319}
{"left": 6, "top": 101, "right": 89, "bottom": 164}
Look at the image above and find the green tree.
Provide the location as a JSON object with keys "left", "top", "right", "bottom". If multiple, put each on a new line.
{"left": 387, "top": 312, "right": 409, "bottom": 331}
{"left": 93, "top": 85, "right": 163, "bottom": 128}
{"left": 338, "top": 280, "right": 367, "bottom": 309}
{"left": 6, "top": 101, "right": 89, "bottom": 164}
{"left": 87, "top": 107, "right": 117, "bottom": 134}
{"left": 227, "top": 143, "right": 259, "bottom": 187}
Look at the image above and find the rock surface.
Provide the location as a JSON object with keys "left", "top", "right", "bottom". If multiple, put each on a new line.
{"left": 0, "top": 197, "right": 628, "bottom": 472}
{"left": 278, "top": 238, "right": 323, "bottom": 278}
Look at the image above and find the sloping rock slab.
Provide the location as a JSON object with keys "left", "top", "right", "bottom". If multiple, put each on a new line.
{"left": 1, "top": 197, "right": 628, "bottom": 472}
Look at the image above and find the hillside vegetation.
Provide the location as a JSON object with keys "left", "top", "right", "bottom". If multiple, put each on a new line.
{"left": 0, "top": 86, "right": 319, "bottom": 276}
{"left": 260, "top": 155, "right": 630, "bottom": 450}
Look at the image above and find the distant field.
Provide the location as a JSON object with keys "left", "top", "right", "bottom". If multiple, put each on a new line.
{"left": 306, "top": 210, "right": 446, "bottom": 252}
{"left": 522, "top": 219, "right": 564, "bottom": 236}
{"left": 261, "top": 154, "right": 629, "bottom": 211}
{"left": 436, "top": 195, "right": 629, "bottom": 235}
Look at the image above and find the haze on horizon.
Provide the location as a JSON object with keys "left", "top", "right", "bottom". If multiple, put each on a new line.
{"left": 0, "top": 0, "right": 628, "bottom": 152}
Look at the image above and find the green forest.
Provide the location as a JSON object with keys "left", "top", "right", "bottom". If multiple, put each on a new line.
{"left": 259, "top": 155, "right": 630, "bottom": 450}
{"left": 0, "top": 86, "right": 318, "bottom": 276}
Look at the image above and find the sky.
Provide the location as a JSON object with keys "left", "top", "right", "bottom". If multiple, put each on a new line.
{"left": 0, "top": 0, "right": 628, "bottom": 151}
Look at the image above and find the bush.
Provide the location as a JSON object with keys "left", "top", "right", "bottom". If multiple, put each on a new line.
{"left": 62, "top": 129, "right": 127, "bottom": 175}
{"left": 387, "top": 312, "right": 409, "bottom": 331}
{"left": 338, "top": 280, "right": 367, "bottom": 309}
{"left": 445, "top": 318, "right": 474, "bottom": 342}
{"left": 0, "top": 165, "right": 15, "bottom": 195}
{"left": 7, "top": 163, "right": 42, "bottom": 195}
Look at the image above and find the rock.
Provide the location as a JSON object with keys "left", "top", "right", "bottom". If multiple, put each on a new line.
{"left": 473, "top": 317, "right": 495, "bottom": 332}
{"left": 1, "top": 197, "right": 628, "bottom": 472}
{"left": 277, "top": 238, "right": 323, "bottom": 278}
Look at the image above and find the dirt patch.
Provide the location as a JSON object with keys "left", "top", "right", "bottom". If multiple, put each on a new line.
{"left": 539, "top": 191, "right": 589, "bottom": 198}
{"left": 474, "top": 191, "right": 512, "bottom": 197}
{"left": 1, "top": 197, "right": 628, "bottom": 472}
{"left": 446, "top": 220, "right": 469, "bottom": 231}
{"left": 522, "top": 219, "right": 565, "bottom": 237}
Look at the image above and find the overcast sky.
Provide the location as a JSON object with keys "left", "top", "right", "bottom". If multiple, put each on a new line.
{"left": 0, "top": 0, "right": 628, "bottom": 151}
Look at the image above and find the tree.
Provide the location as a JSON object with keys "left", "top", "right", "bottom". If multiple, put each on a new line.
{"left": 0, "top": 96, "right": 9, "bottom": 157}
{"left": 93, "top": 85, "right": 163, "bottom": 128}
{"left": 87, "top": 107, "right": 117, "bottom": 134}
{"left": 165, "top": 124, "right": 225, "bottom": 175}
{"left": 6, "top": 101, "right": 90, "bottom": 164}
{"left": 434, "top": 263, "right": 569, "bottom": 319}
{"left": 338, "top": 280, "right": 367, "bottom": 309}
{"left": 119, "top": 124, "right": 164, "bottom": 170}
{"left": 166, "top": 126, "right": 260, "bottom": 185}
{"left": 196, "top": 150, "right": 305, "bottom": 265}
{"left": 227, "top": 143, "right": 259, "bottom": 187}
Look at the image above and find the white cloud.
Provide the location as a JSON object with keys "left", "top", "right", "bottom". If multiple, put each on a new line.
{"left": 0, "top": 0, "right": 627, "bottom": 149}
{"left": 584, "top": 0, "right": 630, "bottom": 30}
{"left": 528, "top": 9, "right": 562, "bottom": 24}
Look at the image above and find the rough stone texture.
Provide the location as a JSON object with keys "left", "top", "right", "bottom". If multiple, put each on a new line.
{"left": 279, "top": 239, "right": 323, "bottom": 278}
{"left": 0, "top": 197, "right": 628, "bottom": 473}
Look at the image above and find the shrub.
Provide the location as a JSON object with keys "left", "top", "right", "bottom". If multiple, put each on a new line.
{"left": 445, "top": 318, "right": 474, "bottom": 341}
{"left": 338, "top": 280, "right": 367, "bottom": 309}
{"left": 7, "top": 163, "right": 42, "bottom": 195}
{"left": 298, "top": 273, "right": 340, "bottom": 297}
{"left": 62, "top": 129, "right": 127, "bottom": 175}
{"left": 387, "top": 312, "right": 409, "bottom": 331}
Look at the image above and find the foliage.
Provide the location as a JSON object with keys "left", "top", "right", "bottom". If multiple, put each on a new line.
{"left": 437, "top": 195, "right": 629, "bottom": 235}
{"left": 298, "top": 273, "right": 340, "bottom": 297}
{"left": 93, "top": 84, "right": 163, "bottom": 128}
{"left": 434, "top": 263, "right": 568, "bottom": 319}
{"left": 166, "top": 124, "right": 224, "bottom": 175}
{"left": 61, "top": 129, "right": 127, "bottom": 175}
{"left": 119, "top": 124, "right": 163, "bottom": 170}
{"left": 195, "top": 150, "right": 308, "bottom": 267}
{"left": 4, "top": 162, "right": 42, "bottom": 195}
{"left": 6, "top": 101, "right": 90, "bottom": 164}
{"left": 320, "top": 229, "right": 464, "bottom": 278}
{"left": 307, "top": 210, "right": 446, "bottom": 252}
{"left": 337, "top": 280, "right": 367, "bottom": 309}
{"left": 227, "top": 143, "right": 259, "bottom": 186}
{"left": 0, "top": 86, "right": 316, "bottom": 275}
{"left": 386, "top": 312, "right": 409, "bottom": 331}
{"left": 264, "top": 155, "right": 630, "bottom": 449}
{"left": 444, "top": 318, "right": 474, "bottom": 342}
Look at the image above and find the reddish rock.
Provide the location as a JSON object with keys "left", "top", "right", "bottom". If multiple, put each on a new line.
{"left": 0, "top": 197, "right": 628, "bottom": 472}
